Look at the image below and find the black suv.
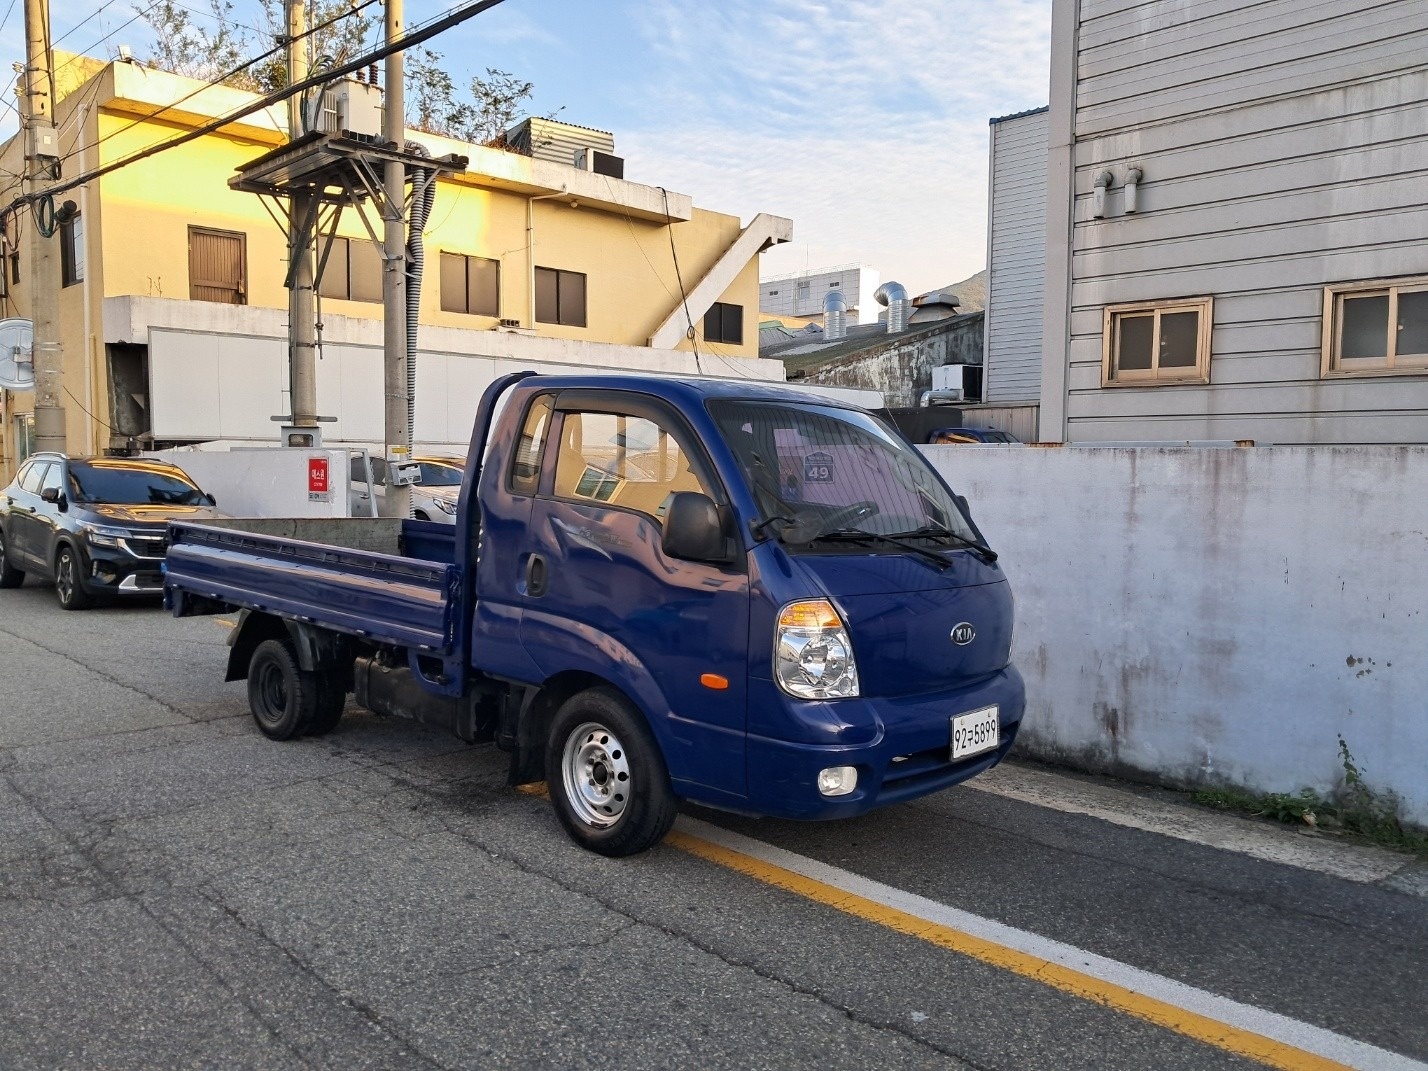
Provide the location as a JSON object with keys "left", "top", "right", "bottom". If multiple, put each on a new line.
{"left": 0, "top": 453, "right": 220, "bottom": 610}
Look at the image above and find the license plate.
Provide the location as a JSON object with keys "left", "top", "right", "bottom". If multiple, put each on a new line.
{"left": 951, "top": 705, "right": 999, "bottom": 760}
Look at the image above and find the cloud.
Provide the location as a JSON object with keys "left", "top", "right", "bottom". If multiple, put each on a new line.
{"left": 622, "top": 0, "right": 1050, "bottom": 294}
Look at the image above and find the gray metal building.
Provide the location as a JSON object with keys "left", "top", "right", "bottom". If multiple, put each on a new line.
{"left": 761, "top": 265, "right": 882, "bottom": 324}
{"left": 985, "top": 107, "right": 1049, "bottom": 407}
{"left": 1041, "top": 0, "right": 1428, "bottom": 444}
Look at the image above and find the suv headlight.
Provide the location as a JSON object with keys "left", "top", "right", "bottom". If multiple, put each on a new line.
{"left": 79, "top": 523, "right": 132, "bottom": 548}
{"left": 774, "top": 599, "right": 859, "bottom": 699}
{"left": 434, "top": 497, "right": 457, "bottom": 515}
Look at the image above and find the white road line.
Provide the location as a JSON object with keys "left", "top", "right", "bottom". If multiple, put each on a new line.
{"left": 679, "top": 816, "right": 1428, "bottom": 1071}
{"left": 962, "top": 762, "right": 1414, "bottom": 886}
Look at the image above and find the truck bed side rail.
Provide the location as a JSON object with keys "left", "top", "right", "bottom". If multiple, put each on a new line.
{"left": 165, "top": 522, "right": 458, "bottom": 653}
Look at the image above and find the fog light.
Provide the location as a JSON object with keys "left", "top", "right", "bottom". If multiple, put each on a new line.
{"left": 93, "top": 564, "right": 118, "bottom": 584}
{"left": 817, "top": 766, "right": 858, "bottom": 797}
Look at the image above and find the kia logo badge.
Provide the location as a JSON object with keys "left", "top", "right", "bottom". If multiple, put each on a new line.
{"left": 951, "top": 622, "right": 975, "bottom": 646}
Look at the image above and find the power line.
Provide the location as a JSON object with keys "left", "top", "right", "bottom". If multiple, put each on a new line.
{"left": 50, "top": 0, "right": 126, "bottom": 51}
{"left": 60, "top": 0, "right": 382, "bottom": 169}
{"left": 30, "top": 0, "right": 507, "bottom": 204}
{"left": 52, "top": 0, "right": 170, "bottom": 78}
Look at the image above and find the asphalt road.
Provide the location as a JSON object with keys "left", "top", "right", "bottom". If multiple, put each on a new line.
{"left": 1, "top": 579, "right": 1425, "bottom": 1070}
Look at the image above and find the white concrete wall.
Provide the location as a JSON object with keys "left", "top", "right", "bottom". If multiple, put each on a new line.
{"left": 147, "top": 448, "right": 351, "bottom": 518}
{"left": 923, "top": 443, "right": 1428, "bottom": 825}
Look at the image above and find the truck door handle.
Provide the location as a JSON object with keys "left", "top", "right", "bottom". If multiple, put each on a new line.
{"left": 525, "top": 553, "right": 548, "bottom": 597}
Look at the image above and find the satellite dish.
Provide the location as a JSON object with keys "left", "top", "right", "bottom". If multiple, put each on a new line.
{"left": 0, "top": 317, "right": 34, "bottom": 391}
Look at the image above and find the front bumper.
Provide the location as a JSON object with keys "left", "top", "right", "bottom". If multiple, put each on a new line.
{"left": 741, "top": 665, "right": 1025, "bottom": 821}
{"left": 83, "top": 540, "right": 166, "bottom": 596}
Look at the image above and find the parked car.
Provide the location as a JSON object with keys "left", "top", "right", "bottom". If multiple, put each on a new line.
{"left": 929, "top": 427, "right": 1022, "bottom": 444}
{"left": 349, "top": 454, "right": 464, "bottom": 523}
{"left": 0, "top": 453, "right": 221, "bottom": 609}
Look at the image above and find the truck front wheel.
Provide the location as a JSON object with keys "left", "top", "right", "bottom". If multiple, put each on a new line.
{"left": 247, "top": 638, "right": 325, "bottom": 741}
{"left": 546, "top": 688, "right": 677, "bottom": 857}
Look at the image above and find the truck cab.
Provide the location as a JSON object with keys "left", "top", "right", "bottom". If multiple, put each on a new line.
{"left": 166, "top": 373, "right": 1024, "bottom": 856}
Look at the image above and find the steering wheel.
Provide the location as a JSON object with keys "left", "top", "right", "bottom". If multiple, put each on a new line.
{"left": 820, "top": 501, "right": 881, "bottom": 531}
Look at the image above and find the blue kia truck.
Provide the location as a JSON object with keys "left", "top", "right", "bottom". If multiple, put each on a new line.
{"left": 165, "top": 372, "right": 1024, "bottom": 856}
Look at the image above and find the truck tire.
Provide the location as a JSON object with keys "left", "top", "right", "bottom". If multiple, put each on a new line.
{"left": 0, "top": 528, "right": 24, "bottom": 588}
{"left": 247, "top": 638, "right": 323, "bottom": 740}
{"left": 54, "top": 545, "right": 94, "bottom": 610}
{"left": 546, "top": 688, "right": 677, "bottom": 857}
{"left": 303, "top": 672, "right": 348, "bottom": 737}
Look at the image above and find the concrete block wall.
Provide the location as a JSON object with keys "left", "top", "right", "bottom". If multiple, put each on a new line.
{"left": 922, "top": 444, "right": 1428, "bottom": 825}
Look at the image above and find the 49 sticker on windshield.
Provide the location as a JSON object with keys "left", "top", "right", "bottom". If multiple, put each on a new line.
{"left": 803, "top": 451, "right": 835, "bottom": 483}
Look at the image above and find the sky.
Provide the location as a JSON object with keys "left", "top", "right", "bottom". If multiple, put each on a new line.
{"left": 2, "top": 0, "right": 1052, "bottom": 297}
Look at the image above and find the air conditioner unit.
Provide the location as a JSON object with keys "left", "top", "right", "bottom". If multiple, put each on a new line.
{"left": 318, "top": 79, "right": 384, "bottom": 140}
{"left": 573, "top": 147, "right": 624, "bottom": 179}
{"left": 930, "top": 364, "right": 983, "bottom": 403}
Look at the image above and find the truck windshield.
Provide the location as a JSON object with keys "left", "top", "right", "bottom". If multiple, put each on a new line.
{"left": 67, "top": 461, "right": 211, "bottom": 506}
{"left": 709, "top": 399, "right": 982, "bottom": 547}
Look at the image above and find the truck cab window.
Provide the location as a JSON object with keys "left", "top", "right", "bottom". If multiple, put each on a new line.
{"left": 509, "top": 395, "right": 554, "bottom": 495}
{"left": 553, "top": 409, "right": 709, "bottom": 524}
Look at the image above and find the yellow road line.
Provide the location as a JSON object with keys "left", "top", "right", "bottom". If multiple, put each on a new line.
{"left": 665, "top": 828, "right": 1353, "bottom": 1071}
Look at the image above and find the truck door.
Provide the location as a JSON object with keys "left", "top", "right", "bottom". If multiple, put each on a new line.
{"left": 520, "top": 394, "right": 749, "bottom": 798}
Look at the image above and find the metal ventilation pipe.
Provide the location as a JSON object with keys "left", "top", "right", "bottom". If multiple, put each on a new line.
{"left": 823, "top": 290, "right": 848, "bottom": 340}
{"left": 875, "top": 281, "right": 910, "bottom": 333}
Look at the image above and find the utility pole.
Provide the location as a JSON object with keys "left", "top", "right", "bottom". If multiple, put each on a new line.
{"left": 381, "top": 0, "right": 411, "bottom": 517}
{"left": 286, "top": 0, "right": 318, "bottom": 433}
{"left": 23, "top": 0, "right": 64, "bottom": 455}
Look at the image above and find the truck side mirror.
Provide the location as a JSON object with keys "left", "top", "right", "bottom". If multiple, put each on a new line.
{"left": 662, "top": 492, "right": 733, "bottom": 564}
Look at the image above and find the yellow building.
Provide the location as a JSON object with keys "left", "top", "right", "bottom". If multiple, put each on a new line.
{"left": 0, "top": 56, "right": 792, "bottom": 478}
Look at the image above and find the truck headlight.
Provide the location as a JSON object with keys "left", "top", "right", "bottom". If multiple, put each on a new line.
{"left": 774, "top": 599, "right": 859, "bottom": 699}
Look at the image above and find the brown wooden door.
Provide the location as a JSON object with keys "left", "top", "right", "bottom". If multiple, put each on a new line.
{"left": 188, "top": 227, "right": 246, "bottom": 304}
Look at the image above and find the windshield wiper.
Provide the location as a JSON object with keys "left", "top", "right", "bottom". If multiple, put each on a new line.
{"left": 808, "top": 528, "right": 956, "bottom": 570}
{"left": 892, "top": 523, "right": 998, "bottom": 563}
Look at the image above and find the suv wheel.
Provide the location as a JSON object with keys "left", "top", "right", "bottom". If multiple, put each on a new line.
{"left": 0, "top": 527, "right": 24, "bottom": 588}
{"left": 55, "top": 545, "right": 94, "bottom": 610}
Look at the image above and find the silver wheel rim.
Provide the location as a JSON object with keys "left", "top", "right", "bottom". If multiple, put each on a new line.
{"left": 561, "top": 721, "right": 631, "bottom": 829}
{"left": 57, "top": 552, "right": 75, "bottom": 602}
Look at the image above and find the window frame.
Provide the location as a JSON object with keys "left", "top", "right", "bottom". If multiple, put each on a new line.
{"left": 60, "top": 212, "right": 84, "bottom": 287}
{"left": 319, "top": 236, "right": 383, "bottom": 304}
{"left": 1100, "top": 296, "right": 1213, "bottom": 387}
{"left": 1321, "top": 276, "right": 1428, "bottom": 378}
{"left": 703, "top": 301, "right": 744, "bottom": 346}
{"left": 534, "top": 266, "right": 587, "bottom": 327}
{"left": 440, "top": 251, "right": 501, "bottom": 317}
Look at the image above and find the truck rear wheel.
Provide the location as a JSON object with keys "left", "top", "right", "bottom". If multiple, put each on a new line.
{"left": 546, "top": 688, "right": 677, "bottom": 857}
{"left": 304, "top": 672, "right": 348, "bottom": 737}
{"left": 247, "top": 639, "right": 324, "bottom": 741}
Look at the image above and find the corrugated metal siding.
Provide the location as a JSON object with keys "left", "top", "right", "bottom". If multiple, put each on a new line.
{"left": 986, "top": 109, "right": 1049, "bottom": 405}
{"left": 507, "top": 118, "right": 615, "bottom": 167}
{"left": 1061, "top": 0, "right": 1428, "bottom": 444}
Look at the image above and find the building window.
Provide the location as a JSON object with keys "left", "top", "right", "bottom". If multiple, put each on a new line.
{"left": 535, "top": 266, "right": 586, "bottom": 327}
{"left": 703, "top": 302, "right": 744, "bottom": 345}
{"left": 440, "top": 252, "right": 500, "bottom": 316}
{"left": 188, "top": 226, "right": 246, "bottom": 304}
{"left": 61, "top": 213, "right": 84, "bottom": 287}
{"left": 1101, "top": 297, "right": 1212, "bottom": 386}
{"left": 1323, "top": 277, "right": 1428, "bottom": 376}
{"left": 767, "top": 289, "right": 779, "bottom": 296}
{"left": 319, "top": 236, "right": 383, "bottom": 303}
